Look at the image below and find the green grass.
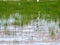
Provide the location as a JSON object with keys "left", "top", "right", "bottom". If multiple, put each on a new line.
{"left": 0, "top": 1, "right": 60, "bottom": 26}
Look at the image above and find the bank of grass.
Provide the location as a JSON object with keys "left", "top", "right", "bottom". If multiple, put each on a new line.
{"left": 0, "top": 1, "right": 60, "bottom": 26}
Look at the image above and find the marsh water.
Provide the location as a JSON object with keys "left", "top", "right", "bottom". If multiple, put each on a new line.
{"left": 0, "top": 13, "right": 60, "bottom": 45}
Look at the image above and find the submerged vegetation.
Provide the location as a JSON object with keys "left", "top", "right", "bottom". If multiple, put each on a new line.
{"left": 49, "top": 27, "right": 56, "bottom": 39}
{"left": 4, "top": 30, "right": 16, "bottom": 35}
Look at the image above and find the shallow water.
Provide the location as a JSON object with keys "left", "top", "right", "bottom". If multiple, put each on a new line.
{"left": 0, "top": 17, "right": 60, "bottom": 44}
{"left": 0, "top": 43, "right": 60, "bottom": 45}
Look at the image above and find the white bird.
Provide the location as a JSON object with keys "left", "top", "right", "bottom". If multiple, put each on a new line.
{"left": 37, "top": 0, "right": 39, "bottom": 2}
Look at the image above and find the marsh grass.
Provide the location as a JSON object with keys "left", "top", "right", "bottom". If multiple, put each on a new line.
{"left": 0, "top": 1, "right": 60, "bottom": 38}
{"left": 0, "top": 1, "right": 60, "bottom": 25}
{"left": 49, "top": 27, "right": 56, "bottom": 39}
{"left": 4, "top": 31, "right": 16, "bottom": 35}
